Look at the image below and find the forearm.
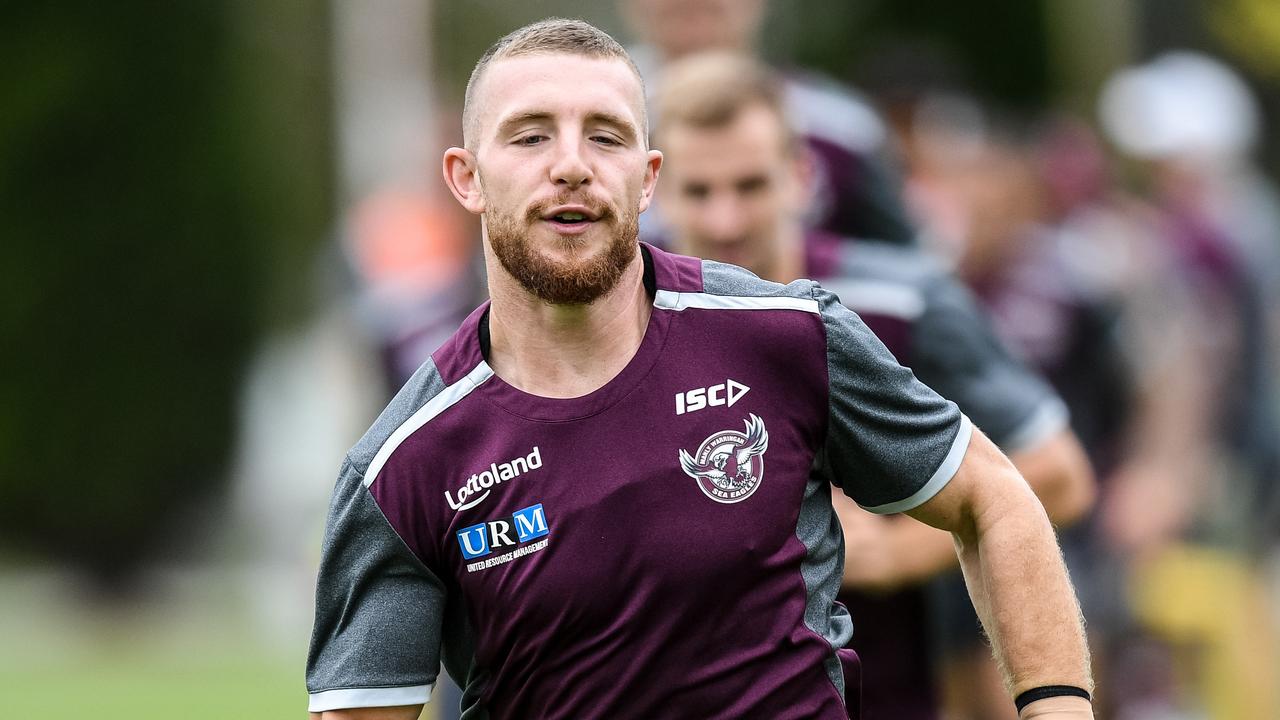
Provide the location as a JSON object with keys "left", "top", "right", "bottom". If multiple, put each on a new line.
{"left": 954, "top": 476, "right": 1092, "bottom": 699}
{"left": 910, "top": 430, "right": 1093, "bottom": 717}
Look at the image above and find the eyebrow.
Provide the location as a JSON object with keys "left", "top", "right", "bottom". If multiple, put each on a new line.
{"left": 586, "top": 111, "right": 640, "bottom": 141}
{"left": 495, "top": 111, "right": 552, "bottom": 139}
{"left": 494, "top": 110, "right": 640, "bottom": 143}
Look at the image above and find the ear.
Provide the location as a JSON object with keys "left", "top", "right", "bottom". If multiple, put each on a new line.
{"left": 442, "top": 147, "right": 485, "bottom": 215}
{"left": 637, "top": 149, "right": 664, "bottom": 214}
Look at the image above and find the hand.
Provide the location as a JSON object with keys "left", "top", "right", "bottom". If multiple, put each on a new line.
{"left": 1100, "top": 460, "right": 1195, "bottom": 556}
{"left": 835, "top": 499, "right": 904, "bottom": 592}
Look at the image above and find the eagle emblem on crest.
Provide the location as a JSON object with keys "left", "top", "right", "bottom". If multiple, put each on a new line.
{"left": 679, "top": 414, "right": 769, "bottom": 503}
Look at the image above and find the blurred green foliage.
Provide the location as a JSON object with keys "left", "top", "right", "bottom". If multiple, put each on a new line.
{"left": 431, "top": 1, "right": 1051, "bottom": 110}
{"left": 762, "top": 0, "right": 1051, "bottom": 108}
{"left": 1213, "top": 0, "right": 1280, "bottom": 79}
{"left": 433, "top": 0, "right": 625, "bottom": 110}
{"left": 0, "top": 2, "right": 332, "bottom": 587}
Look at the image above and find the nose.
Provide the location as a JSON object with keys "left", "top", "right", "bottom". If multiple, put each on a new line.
{"left": 549, "top": 136, "right": 593, "bottom": 189}
{"left": 701, "top": 192, "right": 745, "bottom": 244}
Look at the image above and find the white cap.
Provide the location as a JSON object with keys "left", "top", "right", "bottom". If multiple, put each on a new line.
{"left": 1098, "top": 51, "right": 1259, "bottom": 160}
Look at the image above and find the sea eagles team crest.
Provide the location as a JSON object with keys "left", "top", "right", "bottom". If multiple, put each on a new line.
{"left": 679, "top": 414, "right": 769, "bottom": 503}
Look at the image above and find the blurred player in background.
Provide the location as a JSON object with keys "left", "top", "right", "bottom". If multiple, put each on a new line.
{"left": 653, "top": 51, "right": 1096, "bottom": 720}
{"left": 1091, "top": 53, "right": 1279, "bottom": 720}
{"left": 622, "top": 0, "right": 919, "bottom": 246}
{"left": 882, "top": 53, "right": 1280, "bottom": 718}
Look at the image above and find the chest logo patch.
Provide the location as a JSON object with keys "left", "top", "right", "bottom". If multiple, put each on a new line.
{"left": 678, "top": 414, "right": 769, "bottom": 503}
{"left": 457, "top": 503, "right": 551, "bottom": 573}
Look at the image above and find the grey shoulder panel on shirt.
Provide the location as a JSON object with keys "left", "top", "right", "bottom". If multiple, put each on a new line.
{"left": 813, "top": 282, "right": 966, "bottom": 510}
{"left": 699, "top": 257, "right": 969, "bottom": 509}
{"left": 307, "top": 458, "right": 446, "bottom": 703}
{"left": 347, "top": 357, "right": 448, "bottom": 472}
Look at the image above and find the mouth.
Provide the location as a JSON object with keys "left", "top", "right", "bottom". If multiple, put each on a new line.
{"left": 549, "top": 213, "right": 590, "bottom": 228}
{"left": 542, "top": 206, "right": 601, "bottom": 227}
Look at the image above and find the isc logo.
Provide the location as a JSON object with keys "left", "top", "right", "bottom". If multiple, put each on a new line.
{"left": 676, "top": 378, "right": 750, "bottom": 415}
{"left": 457, "top": 503, "right": 549, "bottom": 560}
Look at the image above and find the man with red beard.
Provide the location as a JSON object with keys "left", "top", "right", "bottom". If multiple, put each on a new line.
{"left": 306, "top": 18, "right": 1094, "bottom": 720}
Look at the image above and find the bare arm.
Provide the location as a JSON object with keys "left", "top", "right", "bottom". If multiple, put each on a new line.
{"left": 310, "top": 705, "right": 423, "bottom": 720}
{"left": 1100, "top": 303, "right": 1217, "bottom": 555}
{"left": 905, "top": 428, "right": 1093, "bottom": 718}
{"left": 840, "top": 426, "right": 1095, "bottom": 592}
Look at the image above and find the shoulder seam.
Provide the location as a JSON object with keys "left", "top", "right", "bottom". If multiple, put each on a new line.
{"left": 363, "top": 360, "right": 494, "bottom": 488}
{"left": 343, "top": 454, "right": 366, "bottom": 479}
{"left": 350, "top": 458, "right": 441, "bottom": 577}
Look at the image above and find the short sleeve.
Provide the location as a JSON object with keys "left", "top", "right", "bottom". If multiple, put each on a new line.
{"left": 306, "top": 458, "right": 446, "bottom": 712}
{"left": 912, "top": 278, "right": 1068, "bottom": 453}
{"left": 814, "top": 282, "right": 972, "bottom": 513}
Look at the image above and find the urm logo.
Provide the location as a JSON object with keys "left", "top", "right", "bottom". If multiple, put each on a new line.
{"left": 457, "top": 503, "right": 549, "bottom": 560}
{"left": 676, "top": 379, "right": 750, "bottom": 415}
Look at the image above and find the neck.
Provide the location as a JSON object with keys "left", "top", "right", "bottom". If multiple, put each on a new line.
{"left": 485, "top": 243, "right": 651, "bottom": 399}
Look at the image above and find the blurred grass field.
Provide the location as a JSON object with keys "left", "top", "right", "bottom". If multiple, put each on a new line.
{"left": 0, "top": 565, "right": 307, "bottom": 720}
{"left": 0, "top": 655, "right": 300, "bottom": 720}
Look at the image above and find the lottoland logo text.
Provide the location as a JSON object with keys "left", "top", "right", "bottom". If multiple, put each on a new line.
{"left": 445, "top": 446, "right": 542, "bottom": 512}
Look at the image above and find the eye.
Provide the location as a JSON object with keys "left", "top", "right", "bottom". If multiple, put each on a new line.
{"left": 737, "top": 176, "right": 769, "bottom": 195}
{"left": 591, "top": 134, "right": 622, "bottom": 146}
{"left": 515, "top": 135, "right": 547, "bottom": 146}
{"left": 682, "top": 184, "right": 709, "bottom": 200}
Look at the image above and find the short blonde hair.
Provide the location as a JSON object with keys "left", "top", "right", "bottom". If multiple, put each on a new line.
{"left": 462, "top": 18, "right": 646, "bottom": 149}
{"left": 655, "top": 51, "right": 796, "bottom": 152}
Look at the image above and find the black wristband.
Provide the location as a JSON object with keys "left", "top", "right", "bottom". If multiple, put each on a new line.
{"left": 1014, "top": 685, "right": 1091, "bottom": 712}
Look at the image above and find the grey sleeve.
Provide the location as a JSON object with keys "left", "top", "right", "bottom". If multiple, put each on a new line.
{"left": 814, "top": 282, "right": 972, "bottom": 513}
{"left": 912, "top": 279, "right": 1068, "bottom": 452}
{"left": 306, "top": 458, "right": 445, "bottom": 712}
